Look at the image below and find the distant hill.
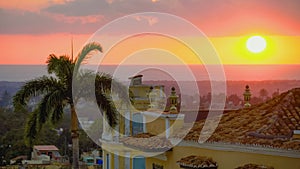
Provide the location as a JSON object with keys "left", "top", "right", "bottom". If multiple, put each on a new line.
{"left": 2, "top": 80, "right": 299, "bottom": 98}
{"left": 144, "top": 80, "right": 300, "bottom": 97}
{"left": 0, "top": 81, "right": 24, "bottom": 96}
{"left": 1, "top": 80, "right": 300, "bottom": 105}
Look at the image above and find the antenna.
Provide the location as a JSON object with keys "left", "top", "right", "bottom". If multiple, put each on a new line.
{"left": 71, "top": 36, "right": 74, "bottom": 62}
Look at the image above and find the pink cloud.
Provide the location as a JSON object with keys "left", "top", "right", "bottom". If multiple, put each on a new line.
{"left": 0, "top": 0, "right": 74, "bottom": 12}
{"left": 132, "top": 15, "right": 159, "bottom": 26}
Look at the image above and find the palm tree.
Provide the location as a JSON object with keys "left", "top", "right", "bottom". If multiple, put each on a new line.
{"left": 13, "top": 42, "right": 123, "bottom": 169}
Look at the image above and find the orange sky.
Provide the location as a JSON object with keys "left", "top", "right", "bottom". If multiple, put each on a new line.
{"left": 0, "top": 34, "right": 88, "bottom": 64}
{"left": 1, "top": 34, "right": 299, "bottom": 65}
{"left": 0, "top": 0, "right": 300, "bottom": 65}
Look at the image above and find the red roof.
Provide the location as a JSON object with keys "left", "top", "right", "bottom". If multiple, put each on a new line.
{"left": 33, "top": 145, "right": 59, "bottom": 151}
{"left": 173, "top": 88, "right": 300, "bottom": 151}
{"left": 177, "top": 155, "right": 218, "bottom": 169}
{"left": 121, "top": 133, "right": 173, "bottom": 152}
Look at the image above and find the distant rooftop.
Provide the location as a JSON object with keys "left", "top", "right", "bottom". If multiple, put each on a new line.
{"left": 33, "top": 145, "right": 59, "bottom": 151}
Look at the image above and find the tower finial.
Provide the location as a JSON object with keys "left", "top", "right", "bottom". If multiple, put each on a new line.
{"left": 243, "top": 85, "right": 251, "bottom": 108}
{"left": 169, "top": 87, "right": 178, "bottom": 113}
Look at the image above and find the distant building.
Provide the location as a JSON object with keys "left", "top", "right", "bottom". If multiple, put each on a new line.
{"left": 129, "top": 75, "right": 165, "bottom": 111}
{"left": 32, "top": 145, "right": 61, "bottom": 161}
{"left": 78, "top": 117, "right": 94, "bottom": 129}
{"left": 10, "top": 155, "right": 27, "bottom": 165}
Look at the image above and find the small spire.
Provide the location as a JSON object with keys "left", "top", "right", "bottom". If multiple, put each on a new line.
{"left": 169, "top": 87, "right": 178, "bottom": 113}
{"left": 243, "top": 85, "right": 251, "bottom": 108}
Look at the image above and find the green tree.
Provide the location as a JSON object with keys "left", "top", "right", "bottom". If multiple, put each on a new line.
{"left": 13, "top": 42, "right": 124, "bottom": 169}
{"left": 0, "top": 107, "right": 31, "bottom": 165}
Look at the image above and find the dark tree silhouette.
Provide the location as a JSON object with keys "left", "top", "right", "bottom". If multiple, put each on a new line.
{"left": 13, "top": 42, "right": 126, "bottom": 169}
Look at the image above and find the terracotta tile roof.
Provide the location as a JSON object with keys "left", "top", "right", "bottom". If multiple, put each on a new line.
{"left": 129, "top": 132, "right": 155, "bottom": 138}
{"left": 173, "top": 88, "right": 300, "bottom": 151}
{"left": 235, "top": 164, "right": 274, "bottom": 169}
{"left": 121, "top": 133, "right": 172, "bottom": 152}
{"left": 176, "top": 155, "right": 217, "bottom": 169}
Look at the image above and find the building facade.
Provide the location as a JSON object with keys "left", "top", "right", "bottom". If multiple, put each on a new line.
{"left": 100, "top": 76, "right": 300, "bottom": 169}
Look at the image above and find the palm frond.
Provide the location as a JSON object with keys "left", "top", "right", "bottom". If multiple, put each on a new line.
{"left": 95, "top": 90, "right": 118, "bottom": 127}
{"left": 47, "top": 54, "right": 74, "bottom": 83}
{"left": 73, "top": 72, "right": 128, "bottom": 127}
{"left": 74, "top": 42, "right": 102, "bottom": 75}
{"left": 72, "top": 70, "right": 95, "bottom": 104}
{"left": 51, "top": 104, "right": 64, "bottom": 124}
{"left": 36, "top": 89, "right": 66, "bottom": 128}
{"left": 13, "top": 76, "right": 63, "bottom": 109}
{"left": 72, "top": 71, "right": 114, "bottom": 102}
{"left": 24, "top": 110, "right": 39, "bottom": 146}
{"left": 37, "top": 93, "right": 51, "bottom": 126}
{"left": 24, "top": 88, "right": 66, "bottom": 146}
{"left": 96, "top": 73, "right": 131, "bottom": 107}
{"left": 95, "top": 73, "right": 113, "bottom": 92}
{"left": 48, "top": 90, "right": 65, "bottom": 124}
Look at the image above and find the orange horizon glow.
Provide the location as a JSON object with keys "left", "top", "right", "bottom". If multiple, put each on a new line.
{"left": 0, "top": 34, "right": 299, "bottom": 65}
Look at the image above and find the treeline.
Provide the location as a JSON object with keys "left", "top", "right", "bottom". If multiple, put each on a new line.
{"left": 0, "top": 107, "right": 97, "bottom": 166}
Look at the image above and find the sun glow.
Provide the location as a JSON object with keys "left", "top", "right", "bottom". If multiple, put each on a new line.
{"left": 246, "top": 36, "right": 267, "bottom": 53}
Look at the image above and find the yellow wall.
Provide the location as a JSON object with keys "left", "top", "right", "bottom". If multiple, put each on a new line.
{"left": 145, "top": 115, "right": 184, "bottom": 137}
{"left": 166, "top": 146, "right": 300, "bottom": 169}
{"left": 146, "top": 116, "right": 166, "bottom": 135}
{"left": 129, "top": 85, "right": 150, "bottom": 111}
{"left": 129, "top": 85, "right": 150, "bottom": 98}
{"left": 169, "top": 119, "right": 183, "bottom": 136}
{"left": 103, "top": 143, "right": 300, "bottom": 169}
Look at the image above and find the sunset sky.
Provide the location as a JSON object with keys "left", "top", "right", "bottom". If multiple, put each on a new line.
{"left": 0, "top": 0, "right": 300, "bottom": 65}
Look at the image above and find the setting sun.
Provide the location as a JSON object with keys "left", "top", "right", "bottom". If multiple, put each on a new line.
{"left": 246, "top": 36, "right": 267, "bottom": 53}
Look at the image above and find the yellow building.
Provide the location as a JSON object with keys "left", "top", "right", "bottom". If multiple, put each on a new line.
{"left": 101, "top": 77, "right": 300, "bottom": 169}
{"left": 101, "top": 75, "right": 183, "bottom": 169}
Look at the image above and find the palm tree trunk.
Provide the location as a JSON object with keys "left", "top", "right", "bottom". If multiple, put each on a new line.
{"left": 71, "top": 104, "right": 79, "bottom": 169}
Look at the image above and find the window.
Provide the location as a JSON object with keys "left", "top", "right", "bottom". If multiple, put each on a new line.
{"left": 125, "top": 112, "right": 130, "bottom": 136}
{"left": 132, "top": 113, "right": 144, "bottom": 135}
{"left": 133, "top": 156, "right": 145, "bottom": 169}
{"left": 106, "top": 154, "right": 110, "bottom": 169}
{"left": 114, "top": 152, "right": 119, "bottom": 169}
{"left": 153, "top": 163, "right": 164, "bottom": 169}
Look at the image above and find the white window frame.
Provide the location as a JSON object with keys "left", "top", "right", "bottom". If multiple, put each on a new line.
{"left": 106, "top": 153, "right": 110, "bottom": 169}
{"left": 125, "top": 152, "right": 130, "bottom": 169}
{"left": 114, "top": 151, "right": 119, "bottom": 169}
